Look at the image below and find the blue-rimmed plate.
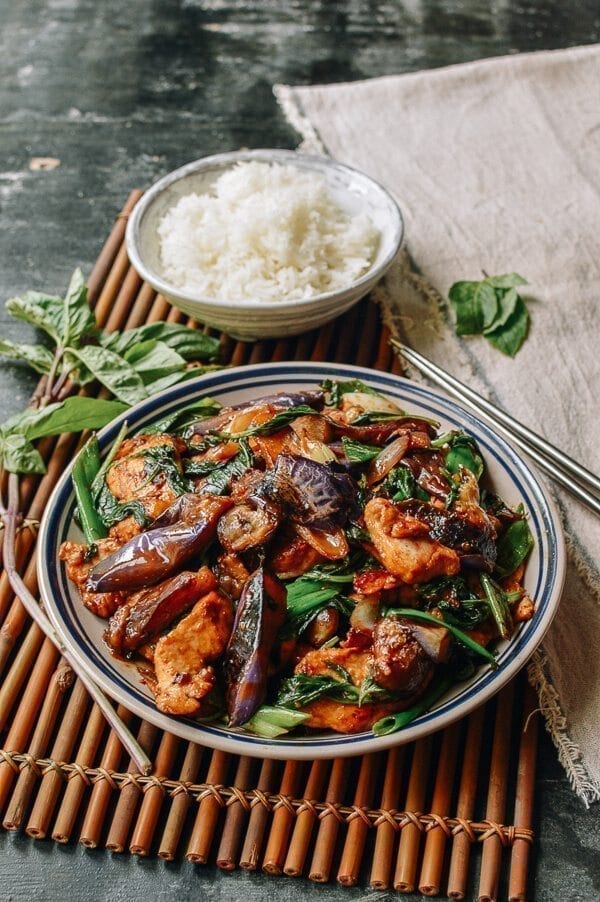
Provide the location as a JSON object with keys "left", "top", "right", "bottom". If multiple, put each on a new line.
{"left": 37, "top": 362, "right": 565, "bottom": 760}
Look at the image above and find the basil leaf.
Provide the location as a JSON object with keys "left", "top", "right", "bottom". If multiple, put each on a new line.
{"left": 0, "top": 338, "right": 54, "bottom": 374}
{"left": 341, "top": 436, "right": 380, "bottom": 462}
{"left": 320, "top": 378, "right": 386, "bottom": 407}
{"left": 484, "top": 273, "right": 528, "bottom": 290}
{"left": 448, "top": 281, "right": 483, "bottom": 334}
{"left": 485, "top": 295, "right": 530, "bottom": 357}
{"left": 62, "top": 268, "right": 96, "bottom": 346}
{"left": 448, "top": 272, "right": 529, "bottom": 356}
{"left": 141, "top": 364, "right": 218, "bottom": 398}
{"left": 6, "top": 269, "right": 96, "bottom": 349}
{"left": 276, "top": 672, "right": 360, "bottom": 708}
{"left": 0, "top": 433, "right": 46, "bottom": 474}
{"left": 20, "top": 397, "right": 127, "bottom": 440}
{"left": 123, "top": 339, "right": 186, "bottom": 383}
{"left": 494, "top": 515, "right": 534, "bottom": 577}
{"left": 101, "top": 322, "right": 219, "bottom": 361}
{"left": 94, "top": 480, "right": 148, "bottom": 529}
{"left": 444, "top": 433, "right": 484, "bottom": 480}
{"left": 6, "top": 291, "right": 65, "bottom": 343}
{"left": 477, "top": 281, "right": 500, "bottom": 330}
{"left": 483, "top": 287, "right": 518, "bottom": 334}
{"left": 144, "top": 397, "right": 222, "bottom": 435}
{"left": 221, "top": 405, "right": 319, "bottom": 438}
{"left": 71, "top": 346, "right": 148, "bottom": 404}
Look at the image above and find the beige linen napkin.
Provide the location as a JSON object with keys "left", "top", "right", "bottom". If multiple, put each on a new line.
{"left": 276, "top": 44, "right": 600, "bottom": 805}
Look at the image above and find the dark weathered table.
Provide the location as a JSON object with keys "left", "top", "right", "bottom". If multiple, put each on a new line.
{"left": 1, "top": 2, "right": 599, "bottom": 898}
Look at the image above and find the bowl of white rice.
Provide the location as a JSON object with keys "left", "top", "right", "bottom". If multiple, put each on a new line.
{"left": 126, "top": 149, "right": 403, "bottom": 341}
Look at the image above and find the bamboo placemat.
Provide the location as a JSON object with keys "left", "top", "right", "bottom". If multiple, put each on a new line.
{"left": 0, "top": 192, "right": 538, "bottom": 901}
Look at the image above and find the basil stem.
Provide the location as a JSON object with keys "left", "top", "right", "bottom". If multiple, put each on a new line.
{"left": 384, "top": 607, "right": 498, "bottom": 667}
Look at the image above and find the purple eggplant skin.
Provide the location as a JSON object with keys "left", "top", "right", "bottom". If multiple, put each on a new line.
{"left": 224, "top": 567, "right": 287, "bottom": 727}
{"left": 397, "top": 500, "right": 497, "bottom": 570}
{"left": 260, "top": 453, "right": 360, "bottom": 529}
{"left": 189, "top": 390, "right": 326, "bottom": 436}
{"left": 87, "top": 494, "right": 233, "bottom": 593}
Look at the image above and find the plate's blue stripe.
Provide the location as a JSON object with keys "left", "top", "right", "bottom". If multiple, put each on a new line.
{"left": 40, "top": 362, "right": 563, "bottom": 752}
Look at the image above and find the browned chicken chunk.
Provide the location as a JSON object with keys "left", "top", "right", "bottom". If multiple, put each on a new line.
{"left": 154, "top": 590, "right": 233, "bottom": 715}
{"left": 293, "top": 645, "right": 415, "bottom": 733}
{"left": 364, "top": 497, "right": 460, "bottom": 583}
{"left": 106, "top": 433, "right": 187, "bottom": 524}
{"left": 59, "top": 538, "right": 127, "bottom": 618}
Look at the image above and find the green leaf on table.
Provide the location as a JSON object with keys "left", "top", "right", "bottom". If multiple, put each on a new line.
{"left": 123, "top": 339, "right": 187, "bottom": 383}
{"left": 485, "top": 295, "right": 530, "bottom": 357}
{"left": 0, "top": 433, "right": 46, "bottom": 474}
{"left": 6, "top": 291, "right": 66, "bottom": 344}
{"left": 71, "top": 345, "right": 148, "bottom": 405}
{"left": 21, "top": 397, "right": 127, "bottom": 439}
{"left": 61, "top": 268, "right": 96, "bottom": 346}
{"left": 483, "top": 287, "right": 518, "bottom": 334}
{"left": 102, "top": 322, "right": 219, "bottom": 361}
{"left": 5, "top": 268, "right": 96, "bottom": 349}
{"left": 0, "top": 338, "right": 55, "bottom": 374}
{"left": 484, "top": 273, "right": 528, "bottom": 290}
{"left": 448, "top": 282, "right": 483, "bottom": 334}
{"left": 447, "top": 272, "right": 530, "bottom": 356}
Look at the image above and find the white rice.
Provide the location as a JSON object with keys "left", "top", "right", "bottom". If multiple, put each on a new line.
{"left": 157, "top": 161, "right": 379, "bottom": 302}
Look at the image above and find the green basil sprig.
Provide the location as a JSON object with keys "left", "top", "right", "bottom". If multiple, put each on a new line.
{"left": 448, "top": 272, "right": 530, "bottom": 357}
{"left": 0, "top": 268, "right": 221, "bottom": 474}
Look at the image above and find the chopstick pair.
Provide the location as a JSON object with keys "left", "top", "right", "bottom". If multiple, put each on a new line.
{"left": 391, "top": 339, "right": 600, "bottom": 517}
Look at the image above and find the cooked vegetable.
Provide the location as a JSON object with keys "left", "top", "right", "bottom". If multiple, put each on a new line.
{"left": 60, "top": 379, "right": 534, "bottom": 738}
{"left": 87, "top": 494, "right": 233, "bottom": 592}
{"left": 224, "top": 568, "right": 287, "bottom": 726}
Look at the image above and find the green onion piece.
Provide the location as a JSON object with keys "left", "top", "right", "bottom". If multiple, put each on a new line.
{"left": 244, "top": 705, "right": 310, "bottom": 739}
{"left": 384, "top": 607, "right": 498, "bottom": 667}
{"left": 372, "top": 673, "right": 455, "bottom": 736}
{"left": 480, "top": 573, "right": 513, "bottom": 641}
{"left": 286, "top": 586, "right": 339, "bottom": 615}
{"left": 90, "top": 420, "right": 129, "bottom": 500}
{"left": 72, "top": 434, "right": 107, "bottom": 544}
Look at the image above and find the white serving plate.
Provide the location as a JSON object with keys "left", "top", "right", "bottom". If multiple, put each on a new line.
{"left": 37, "top": 363, "right": 565, "bottom": 760}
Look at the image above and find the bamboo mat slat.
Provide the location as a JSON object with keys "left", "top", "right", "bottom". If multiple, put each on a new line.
{"left": 0, "top": 194, "right": 538, "bottom": 900}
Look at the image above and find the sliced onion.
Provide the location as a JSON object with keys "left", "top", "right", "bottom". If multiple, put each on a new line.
{"left": 367, "top": 434, "right": 410, "bottom": 485}
{"left": 294, "top": 523, "right": 349, "bottom": 560}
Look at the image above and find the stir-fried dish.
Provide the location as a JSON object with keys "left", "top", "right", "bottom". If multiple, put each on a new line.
{"left": 60, "top": 379, "right": 534, "bottom": 738}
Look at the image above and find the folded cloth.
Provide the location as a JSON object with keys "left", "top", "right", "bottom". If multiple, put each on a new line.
{"left": 276, "top": 44, "right": 600, "bottom": 805}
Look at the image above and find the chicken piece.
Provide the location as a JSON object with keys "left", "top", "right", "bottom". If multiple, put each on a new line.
{"left": 512, "top": 595, "right": 535, "bottom": 623}
{"left": 154, "top": 590, "right": 233, "bottom": 716}
{"left": 59, "top": 538, "right": 127, "bottom": 617}
{"left": 372, "top": 617, "right": 434, "bottom": 693}
{"left": 294, "top": 646, "right": 410, "bottom": 733}
{"left": 364, "top": 497, "right": 460, "bottom": 584}
{"left": 104, "top": 567, "right": 218, "bottom": 653}
{"left": 106, "top": 433, "right": 187, "bottom": 522}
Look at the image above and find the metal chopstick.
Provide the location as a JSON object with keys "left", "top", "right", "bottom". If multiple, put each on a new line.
{"left": 391, "top": 339, "right": 600, "bottom": 517}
